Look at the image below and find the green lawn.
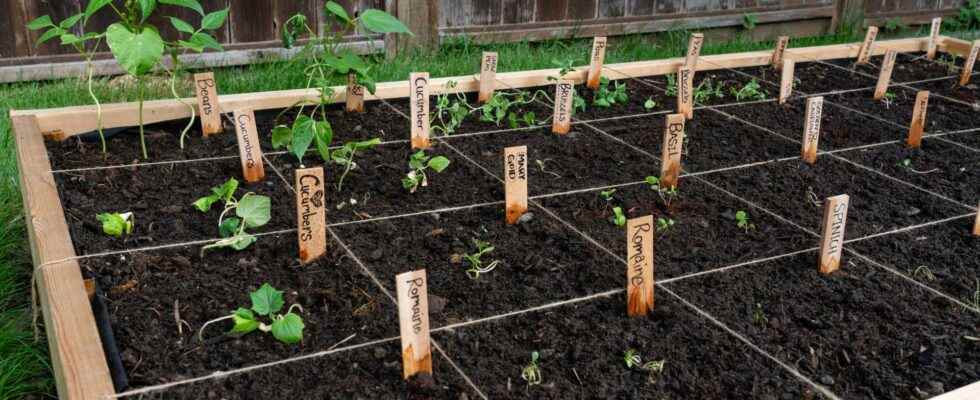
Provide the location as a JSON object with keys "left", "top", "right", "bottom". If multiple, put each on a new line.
{"left": 0, "top": 25, "right": 943, "bottom": 397}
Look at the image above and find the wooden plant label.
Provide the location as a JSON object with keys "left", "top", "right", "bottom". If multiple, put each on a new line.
{"left": 295, "top": 167, "right": 326, "bottom": 264}
{"left": 974, "top": 202, "right": 980, "bottom": 236}
{"left": 856, "top": 26, "right": 878, "bottom": 64}
{"left": 801, "top": 96, "right": 823, "bottom": 164}
{"left": 660, "top": 114, "right": 686, "bottom": 189}
{"left": 478, "top": 51, "right": 498, "bottom": 103}
{"left": 233, "top": 108, "right": 265, "bottom": 183}
{"left": 873, "top": 50, "right": 898, "bottom": 100}
{"left": 772, "top": 36, "right": 790, "bottom": 70}
{"left": 626, "top": 215, "right": 655, "bottom": 317}
{"left": 553, "top": 80, "right": 574, "bottom": 134}
{"left": 959, "top": 40, "right": 980, "bottom": 86}
{"left": 927, "top": 17, "right": 942, "bottom": 60}
{"left": 396, "top": 269, "right": 432, "bottom": 380}
{"left": 779, "top": 58, "right": 795, "bottom": 104}
{"left": 677, "top": 67, "right": 694, "bottom": 119}
{"left": 587, "top": 36, "right": 608, "bottom": 89}
{"left": 907, "top": 91, "right": 930, "bottom": 148}
{"left": 410, "top": 72, "right": 431, "bottom": 149}
{"left": 504, "top": 146, "right": 528, "bottom": 225}
{"left": 193, "top": 72, "right": 222, "bottom": 136}
{"left": 818, "top": 194, "right": 850, "bottom": 275}
{"left": 685, "top": 33, "right": 704, "bottom": 69}
{"left": 346, "top": 73, "right": 364, "bottom": 113}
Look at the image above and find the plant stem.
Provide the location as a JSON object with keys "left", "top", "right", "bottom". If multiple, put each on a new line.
{"left": 138, "top": 77, "right": 147, "bottom": 159}
{"left": 170, "top": 64, "right": 195, "bottom": 150}
{"left": 336, "top": 148, "right": 356, "bottom": 191}
{"left": 85, "top": 61, "right": 106, "bottom": 154}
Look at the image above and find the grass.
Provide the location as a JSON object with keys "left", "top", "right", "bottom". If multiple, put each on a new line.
{"left": 0, "top": 24, "right": 950, "bottom": 397}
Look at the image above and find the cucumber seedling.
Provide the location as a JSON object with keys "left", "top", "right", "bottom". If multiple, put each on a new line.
{"left": 735, "top": 210, "right": 756, "bottom": 232}
{"left": 402, "top": 150, "right": 451, "bottom": 193}
{"left": 463, "top": 239, "right": 501, "bottom": 279}
{"left": 199, "top": 283, "right": 305, "bottom": 344}
{"left": 96, "top": 212, "right": 134, "bottom": 238}
{"left": 521, "top": 351, "right": 543, "bottom": 386}
{"left": 332, "top": 138, "right": 381, "bottom": 191}
{"left": 193, "top": 178, "right": 271, "bottom": 254}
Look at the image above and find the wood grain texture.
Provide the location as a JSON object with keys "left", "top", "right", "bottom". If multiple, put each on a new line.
{"left": 818, "top": 194, "right": 849, "bottom": 275}
{"left": 12, "top": 115, "right": 113, "bottom": 400}
{"left": 504, "top": 146, "right": 529, "bottom": 225}
{"left": 660, "top": 113, "right": 685, "bottom": 188}
{"left": 503, "top": 0, "right": 536, "bottom": 24}
{"left": 535, "top": 0, "right": 568, "bottom": 21}
{"left": 626, "top": 215, "right": 655, "bottom": 317}
{"left": 906, "top": 90, "right": 929, "bottom": 148}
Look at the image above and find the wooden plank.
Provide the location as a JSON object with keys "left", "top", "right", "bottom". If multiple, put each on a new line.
{"left": 479, "top": 51, "right": 498, "bottom": 103}
{"left": 856, "top": 26, "right": 878, "bottom": 64}
{"left": 628, "top": 0, "right": 656, "bottom": 16}
{"left": 906, "top": 90, "right": 929, "bottom": 149}
{"left": 626, "top": 215, "right": 655, "bottom": 317}
{"left": 503, "top": 0, "right": 536, "bottom": 24}
{"left": 772, "top": 36, "right": 789, "bottom": 69}
{"left": 779, "top": 58, "right": 794, "bottom": 104}
{"left": 229, "top": 0, "right": 276, "bottom": 43}
{"left": 927, "top": 17, "right": 942, "bottom": 59}
{"left": 939, "top": 35, "right": 976, "bottom": 58}
{"left": 568, "top": 0, "right": 598, "bottom": 19}
{"left": 685, "top": 33, "right": 705, "bottom": 69}
{"left": 975, "top": 203, "right": 980, "bottom": 237}
{"left": 346, "top": 73, "right": 365, "bottom": 112}
{"left": 11, "top": 115, "right": 114, "bottom": 400}
{"left": 599, "top": 0, "right": 628, "bottom": 18}
{"left": 535, "top": 0, "right": 568, "bottom": 21}
{"left": 677, "top": 66, "right": 694, "bottom": 119}
{"left": 818, "top": 194, "right": 849, "bottom": 275}
{"left": 932, "top": 381, "right": 980, "bottom": 400}
{"left": 552, "top": 80, "right": 575, "bottom": 134}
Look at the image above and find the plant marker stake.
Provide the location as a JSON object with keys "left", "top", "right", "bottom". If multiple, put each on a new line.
{"left": 504, "top": 146, "right": 528, "bottom": 225}
{"left": 927, "top": 17, "right": 942, "bottom": 60}
{"left": 779, "top": 58, "right": 794, "bottom": 104}
{"left": 194, "top": 72, "right": 222, "bottom": 136}
{"left": 410, "top": 72, "right": 431, "bottom": 149}
{"left": 553, "top": 79, "right": 574, "bottom": 134}
{"left": 856, "top": 26, "right": 878, "bottom": 64}
{"left": 685, "top": 33, "right": 704, "bottom": 69}
{"left": 974, "top": 202, "right": 980, "bottom": 236}
{"left": 233, "top": 108, "right": 265, "bottom": 183}
{"left": 660, "top": 113, "right": 686, "bottom": 189}
{"left": 295, "top": 167, "right": 326, "bottom": 264}
{"left": 801, "top": 96, "right": 823, "bottom": 164}
{"left": 772, "top": 36, "right": 790, "bottom": 70}
{"left": 907, "top": 91, "right": 929, "bottom": 148}
{"left": 478, "top": 52, "right": 498, "bottom": 103}
{"left": 346, "top": 73, "right": 364, "bottom": 113}
{"left": 396, "top": 269, "right": 432, "bottom": 380}
{"left": 677, "top": 66, "right": 694, "bottom": 119}
{"left": 626, "top": 215, "right": 655, "bottom": 317}
{"left": 818, "top": 194, "right": 849, "bottom": 275}
{"left": 873, "top": 50, "right": 897, "bottom": 100}
{"left": 587, "top": 36, "right": 607, "bottom": 89}
{"left": 959, "top": 40, "right": 980, "bottom": 86}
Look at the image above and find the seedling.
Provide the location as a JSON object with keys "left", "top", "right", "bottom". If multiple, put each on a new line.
{"left": 644, "top": 97, "right": 657, "bottom": 110}
{"left": 935, "top": 54, "right": 960, "bottom": 74}
{"left": 735, "top": 210, "right": 756, "bottom": 232}
{"left": 730, "top": 79, "right": 768, "bottom": 101}
{"left": 332, "top": 138, "right": 381, "bottom": 191}
{"left": 199, "top": 283, "right": 305, "bottom": 344}
{"left": 548, "top": 58, "right": 576, "bottom": 81}
{"left": 656, "top": 217, "right": 675, "bottom": 234}
{"left": 623, "top": 349, "right": 667, "bottom": 384}
{"left": 752, "top": 303, "right": 768, "bottom": 326}
{"left": 521, "top": 351, "right": 542, "bottom": 386}
{"left": 481, "top": 89, "right": 546, "bottom": 128}
{"left": 193, "top": 178, "right": 271, "bottom": 254}
{"left": 271, "top": 114, "right": 334, "bottom": 166}
{"left": 693, "top": 78, "right": 726, "bottom": 103}
{"left": 599, "top": 189, "right": 617, "bottom": 203}
{"left": 644, "top": 176, "right": 679, "bottom": 207}
{"left": 431, "top": 80, "right": 474, "bottom": 136}
{"left": 402, "top": 150, "right": 451, "bottom": 193}
{"left": 897, "top": 158, "right": 912, "bottom": 169}
{"left": 535, "top": 159, "right": 562, "bottom": 178}
{"left": 611, "top": 207, "right": 627, "bottom": 227}
{"left": 882, "top": 91, "right": 897, "bottom": 109}
{"left": 592, "top": 77, "right": 628, "bottom": 108}
{"left": 910, "top": 265, "right": 936, "bottom": 282}
{"left": 665, "top": 73, "right": 678, "bottom": 97}
{"left": 623, "top": 348, "right": 642, "bottom": 369}
{"left": 96, "top": 212, "right": 134, "bottom": 238}
{"left": 463, "top": 239, "right": 501, "bottom": 280}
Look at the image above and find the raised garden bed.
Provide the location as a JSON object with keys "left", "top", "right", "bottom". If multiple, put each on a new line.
{"left": 11, "top": 35, "right": 980, "bottom": 400}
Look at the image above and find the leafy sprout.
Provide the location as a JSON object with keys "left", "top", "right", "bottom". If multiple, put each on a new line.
{"left": 644, "top": 176, "right": 679, "bottom": 207}
{"left": 656, "top": 217, "right": 675, "bottom": 234}
{"left": 882, "top": 91, "right": 897, "bottom": 109}
{"left": 593, "top": 77, "right": 628, "bottom": 108}
{"left": 644, "top": 97, "right": 657, "bottom": 110}
{"left": 521, "top": 351, "right": 542, "bottom": 386}
{"left": 624, "top": 348, "right": 642, "bottom": 369}
{"left": 612, "top": 207, "right": 627, "bottom": 227}
{"left": 463, "top": 239, "right": 501, "bottom": 279}
{"left": 693, "top": 78, "right": 726, "bottom": 103}
{"left": 199, "top": 283, "right": 305, "bottom": 344}
{"left": 96, "top": 212, "right": 134, "bottom": 237}
{"left": 735, "top": 210, "right": 756, "bottom": 232}
{"left": 599, "top": 189, "right": 617, "bottom": 202}
{"left": 271, "top": 114, "right": 334, "bottom": 166}
{"left": 332, "top": 138, "right": 381, "bottom": 191}
{"left": 730, "top": 79, "right": 768, "bottom": 101}
{"left": 752, "top": 303, "right": 768, "bottom": 326}
{"left": 193, "top": 178, "right": 271, "bottom": 254}
{"left": 665, "top": 73, "right": 678, "bottom": 97}
{"left": 624, "top": 349, "right": 667, "bottom": 384}
{"left": 402, "top": 150, "right": 451, "bottom": 193}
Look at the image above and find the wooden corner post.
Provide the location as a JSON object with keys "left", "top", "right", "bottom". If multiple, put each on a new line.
{"left": 478, "top": 52, "right": 498, "bottom": 103}
{"left": 660, "top": 114, "right": 686, "bottom": 189}
{"left": 873, "top": 50, "right": 897, "bottom": 100}
{"left": 296, "top": 167, "right": 326, "bottom": 263}
{"left": 553, "top": 80, "right": 574, "bottom": 134}
{"left": 587, "top": 36, "right": 608, "bottom": 89}
{"left": 959, "top": 40, "right": 980, "bottom": 86}
{"left": 193, "top": 72, "right": 222, "bottom": 136}
{"left": 233, "top": 108, "right": 265, "bottom": 183}
{"left": 818, "top": 194, "right": 850, "bottom": 274}
{"left": 504, "top": 146, "right": 528, "bottom": 225}
{"left": 410, "top": 72, "right": 431, "bottom": 149}
{"left": 627, "top": 215, "right": 655, "bottom": 317}
{"left": 802, "top": 96, "right": 823, "bottom": 164}
{"left": 907, "top": 91, "right": 929, "bottom": 148}
{"left": 396, "top": 269, "right": 433, "bottom": 380}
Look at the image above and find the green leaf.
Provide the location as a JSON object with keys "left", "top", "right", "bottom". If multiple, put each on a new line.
{"left": 200, "top": 7, "right": 229, "bottom": 30}
{"left": 36, "top": 27, "right": 64, "bottom": 46}
{"left": 219, "top": 217, "right": 241, "bottom": 238}
{"left": 359, "top": 9, "right": 412, "bottom": 35}
{"left": 230, "top": 307, "right": 259, "bottom": 334}
{"left": 271, "top": 125, "right": 292, "bottom": 149}
{"left": 189, "top": 32, "right": 222, "bottom": 51}
{"left": 96, "top": 213, "right": 127, "bottom": 237}
{"left": 313, "top": 120, "right": 333, "bottom": 163}
{"left": 59, "top": 13, "right": 84, "bottom": 29}
{"left": 106, "top": 23, "right": 164, "bottom": 76}
{"left": 271, "top": 312, "right": 305, "bottom": 344}
{"left": 427, "top": 156, "right": 451, "bottom": 173}
{"left": 325, "top": 1, "right": 351, "bottom": 24}
{"left": 160, "top": 0, "right": 205, "bottom": 16}
{"left": 139, "top": 0, "right": 157, "bottom": 23}
{"left": 236, "top": 194, "right": 271, "bottom": 229}
{"left": 84, "top": 0, "right": 114, "bottom": 20}
{"left": 228, "top": 233, "right": 257, "bottom": 250}
{"left": 250, "top": 283, "right": 285, "bottom": 316}
{"left": 212, "top": 178, "right": 239, "bottom": 202}
{"left": 290, "top": 116, "right": 315, "bottom": 163}
{"left": 192, "top": 194, "right": 220, "bottom": 212}
{"left": 177, "top": 39, "right": 204, "bottom": 52}
{"left": 351, "top": 137, "right": 381, "bottom": 150}
{"left": 27, "top": 15, "right": 54, "bottom": 30}
{"left": 169, "top": 17, "right": 196, "bottom": 34}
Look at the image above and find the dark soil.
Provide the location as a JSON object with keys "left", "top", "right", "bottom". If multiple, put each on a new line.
{"left": 537, "top": 180, "right": 812, "bottom": 279}
{"left": 435, "top": 295, "right": 814, "bottom": 399}
{"left": 389, "top": 88, "right": 554, "bottom": 135}
{"left": 909, "top": 76, "right": 980, "bottom": 105}
{"left": 781, "top": 60, "right": 878, "bottom": 95}
{"left": 573, "top": 78, "right": 675, "bottom": 121}
{"left": 700, "top": 156, "right": 968, "bottom": 239}
{"left": 667, "top": 253, "right": 980, "bottom": 399}
{"left": 642, "top": 67, "right": 782, "bottom": 107}
{"left": 941, "top": 130, "right": 980, "bottom": 148}
{"left": 828, "top": 85, "right": 980, "bottom": 133}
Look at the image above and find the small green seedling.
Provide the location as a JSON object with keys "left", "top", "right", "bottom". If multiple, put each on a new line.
{"left": 624, "top": 348, "right": 642, "bottom": 369}
{"left": 911, "top": 265, "right": 936, "bottom": 282}
{"left": 665, "top": 74, "right": 678, "bottom": 97}
{"left": 548, "top": 58, "right": 576, "bottom": 81}
{"left": 644, "top": 97, "right": 657, "bottom": 110}
{"left": 882, "top": 91, "right": 897, "bottom": 109}
{"left": 752, "top": 303, "right": 768, "bottom": 326}
{"left": 644, "top": 176, "right": 679, "bottom": 207}
{"left": 271, "top": 114, "right": 334, "bottom": 165}
{"left": 521, "top": 351, "right": 542, "bottom": 386}
{"left": 199, "top": 283, "right": 305, "bottom": 344}
{"left": 463, "top": 239, "right": 500, "bottom": 280}
{"left": 623, "top": 348, "right": 667, "bottom": 384}
{"left": 735, "top": 210, "right": 756, "bottom": 232}
{"left": 402, "top": 150, "right": 451, "bottom": 193}
{"left": 593, "top": 77, "right": 628, "bottom": 108}
{"left": 898, "top": 158, "right": 912, "bottom": 169}
{"left": 730, "top": 79, "right": 768, "bottom": 101}
{"left": 430, "top": 81, "right": 472, "bottom": 136}
{"left": 612, "top": 207, "right": 627, "bottom": 227}
{"left": 693, "top": 78, "right": 726, "bottom": 103}
{"left": 193, "top": 178, "right": 271, "bottom": 254}
{"left": 332, "top": 138, "right": 381, "bottom": 191}
{"left": 656, "top": 217, "right": 675, "bottom": 233}
{"left": 96, "top": 212, "right": 134, "bottom": 237}
{"left": 600, "top": 189, "right": 617, "bottom": 203}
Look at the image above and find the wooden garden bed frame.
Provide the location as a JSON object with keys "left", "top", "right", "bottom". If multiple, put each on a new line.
{"left": 9, "top": 35, "right": 975, "bottom": 399}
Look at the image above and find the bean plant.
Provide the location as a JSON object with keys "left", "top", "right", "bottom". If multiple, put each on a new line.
{"left": 332, "top": 138, "right": 381, "bottom": 191}
{"left": 402, "top": 150, "right": 451, "bottom": 193}
{"left": 463, "top": 239, "right": 500, "bottom": 279}
{"left": 199, "top": 283, "right": 305, "bottom": 344}
{"left": 730, "top": 79, "right": 768, "bottom": 101}
{"left": 96, "top": 212, "right": 134, "bottom": 237}
{"left": 693, "top": 78, "right": 726, "bottom": 103}
{"left": 592, "top": 77, "right": 628, "bottom": 108}
{"left": 429, "top": 82, "right": 548, "bottom": 136}
{"left": 193, "top": 178, "right": 271, "bottom": 253}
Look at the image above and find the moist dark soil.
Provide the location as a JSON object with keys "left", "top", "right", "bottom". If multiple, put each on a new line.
{"left": 782, "top": 60, "right": 879, "bottom": 95}
{"left": 81, "top": 234, "right": 397, "bottom": 387}
{"left": 828, "top": 85, "right": 980, "bottom": 133}
{"left": 667, "top": 253, "right": 980, "bottom": 400}
{"left": 700, "top": 156, "right": 967, "bottom": 239}
{"left": 941, "top": 130, "right": 980, "bottom": 148}
{"left": 44, "top": 100, "right": 410, "bottom": 171}
{"left": 723, "top": 98, "right": 909, "bottom": 150}
{"left": 536, "top": 180, "right": 812, "bottom": 279}
{"left": 834, "top": 138, "right": 980, "bottom": 204}
{"left": 573, "top": 78, "right": 674, "bottom": 120}
{"left": 435, "top": 294, "right": 815, "bottom": 399}
{"left": 390, "top": 88, "right": 554, "bottom": 135}
{"left": 642, "top": 67, "right": 782, "bottom": 107}
{"left": 910, "top": 76, "right": 980, "bottom": 105}
{"left": 591, "top": 110, "right": 799, "bottom": 173}
{"left": 447, "top": 125, "right": 659, "bottom": 196}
